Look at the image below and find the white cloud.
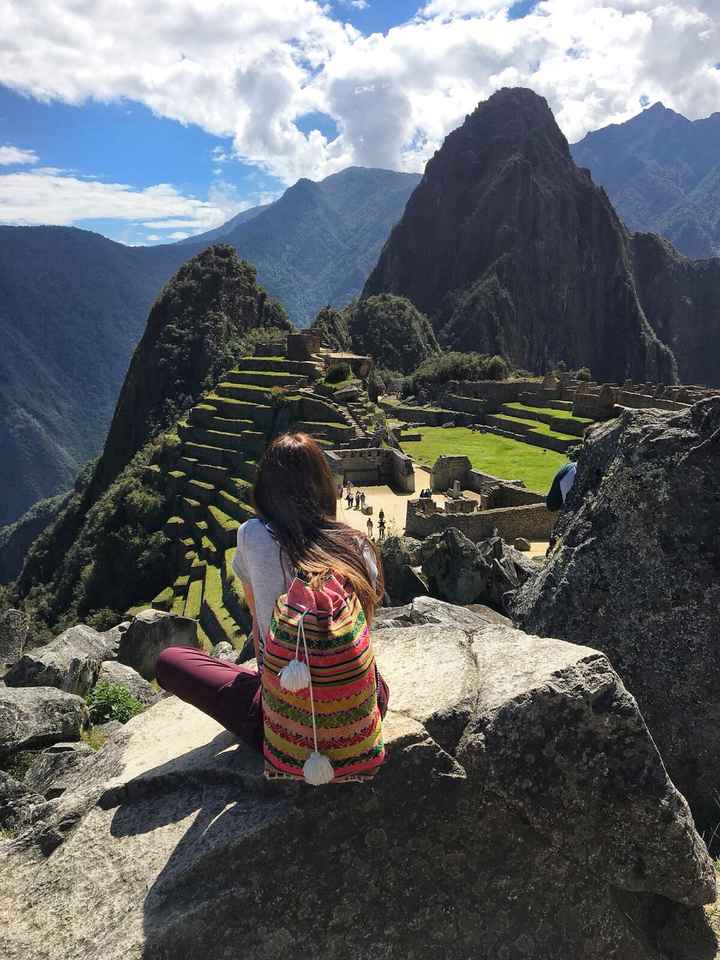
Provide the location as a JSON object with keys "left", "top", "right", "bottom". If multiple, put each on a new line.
{"left": 0, "top": 145, "right": 39, "bottom": 166}
{"left": 0, "top": 167, "right": 238, "bottom": 231}
{"left": 0, "top": 0, "right": 717, "bottom": 192}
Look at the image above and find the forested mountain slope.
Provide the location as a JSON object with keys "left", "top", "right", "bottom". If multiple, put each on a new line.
{"left": 572, "top": 103, "right": 720, "bottom": 259}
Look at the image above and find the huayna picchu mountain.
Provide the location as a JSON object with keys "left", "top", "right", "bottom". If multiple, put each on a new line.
{"left": 363, "top": 87, "right": 678, "bottom": 384}
{"left": 11, "top": 247, "right": 362, "bottom": 644}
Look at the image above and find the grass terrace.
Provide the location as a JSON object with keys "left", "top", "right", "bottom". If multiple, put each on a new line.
{"left": 490, "top": 413, "right": 579, "bottom": 441}
{"left": 401, "top": 426, "right": 568, "bottom": 493}
{"left": 505, "top": 402, "right": 593, "bottom": 423}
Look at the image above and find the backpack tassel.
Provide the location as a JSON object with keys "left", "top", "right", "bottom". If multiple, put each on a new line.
{"left": 281, "top": 608, "right": 334, "bottom": 786}
{"left": 303, "top": 750, "right": 334, "bottom": 786}
{"left": 278, "top": 609, "right": 312, "bottom": 692}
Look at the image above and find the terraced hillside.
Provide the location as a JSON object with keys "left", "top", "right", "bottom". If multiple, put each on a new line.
{"left": 137, "top": 356, "right": 358, "bottom": 652}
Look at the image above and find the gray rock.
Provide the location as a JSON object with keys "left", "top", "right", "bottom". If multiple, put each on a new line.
{"left": 0, "top": 609, "right": 29, "bottom": 667}
{"left": 0, "top": 686, "right": 88, "bottom": 756}
{"left": 23, "top": 742, "right": 95, "bottom": 798}
{"left": 211, "top": 641, "right": 238, "bottom": 663}
{"left": 117, "top": 610, "right": 198, "bottom": 680}
{"left": 0, "top": 772, "right": 49, "bottom": 832}
{"left": 514, "top": 398, "right": 720, "bottom": 828}
{"left": 513, "top": 536, "right": 531, "bottom": 551}
{"left": 4, "top": 623, "right": 115, "bottom": 696}
{"left": 0, "top": 623, "right": 715, "bottom": 960}
{"left": 98, "top": 621, "right": 131, "bottom": 660}
{"left": 421, "top": 527, "right": 535, "bottom": 610}
{"left": 375, "top": 595, "right": 510, "bottom": 630}
{"left": 379, "top": 535, "right": 427, "bottom": 604}
{"left": 97, "top": 661, "right": 161, "bottom": 707}
{"left": 92, "top": 720, "right": 124, "bottom": 740}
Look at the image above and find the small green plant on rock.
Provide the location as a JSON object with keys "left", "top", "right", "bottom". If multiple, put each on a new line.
{"left": 85, "top": 682, "right": 144, "bottom": 725}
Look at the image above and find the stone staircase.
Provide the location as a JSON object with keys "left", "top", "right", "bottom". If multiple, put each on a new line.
{"left": 141, "top": 356, "right": 355, "bottom": 652}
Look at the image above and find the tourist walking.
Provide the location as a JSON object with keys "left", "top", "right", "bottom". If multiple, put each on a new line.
{"left": 366, "top": 516, "right": 374, "bottom": 539}
{"left": 345, "top": 489, "right": 353, "bottom": 510}
{"left": 156, "top": 431, "right": 389, "bottom": 769}
{"left": 355, "top": 491, "right": 361, "bottom": 510}
{"left": 378, "top": 517, "right": 386, "bottom": 541}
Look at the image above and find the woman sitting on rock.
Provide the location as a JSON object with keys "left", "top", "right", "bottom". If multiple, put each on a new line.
{"left": 156, "top": 432, "right": 389, "bottom": 770}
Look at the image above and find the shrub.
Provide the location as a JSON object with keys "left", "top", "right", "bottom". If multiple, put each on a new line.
{"left": 409, "top": 351, "right": 513, "bottom": 392}
{"left": 326, "top": 362, "right": 352, "bottom": 383}
{"left": 486, "top": 355, "right": 510, "bottom": 381}
{"left": 85, "top": 682, "right": 144, "bottom": 725}
{"left": 576, "top": 367, "right": 592, "bottom": 382}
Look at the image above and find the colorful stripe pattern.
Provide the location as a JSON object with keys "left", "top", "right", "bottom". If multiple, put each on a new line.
{"left": 262, "top": 574, "right": 386, "bottom": 782}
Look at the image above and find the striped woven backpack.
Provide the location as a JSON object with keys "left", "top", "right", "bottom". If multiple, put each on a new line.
{"left": 261, "top": 573, "right": 386, "bottom": 785}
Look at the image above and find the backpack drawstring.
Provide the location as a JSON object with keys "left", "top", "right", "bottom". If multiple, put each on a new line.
{"left": 278, "top": 607, "right": 334, "bottom": 786}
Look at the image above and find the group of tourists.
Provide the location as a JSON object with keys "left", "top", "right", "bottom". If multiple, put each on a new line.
{"left": 342, "top": 481, "right": 386, "bottom": 541}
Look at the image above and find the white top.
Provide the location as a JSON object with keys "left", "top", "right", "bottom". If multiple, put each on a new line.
{"left": 232, "top": 518, "right": 378, "bottom": 648}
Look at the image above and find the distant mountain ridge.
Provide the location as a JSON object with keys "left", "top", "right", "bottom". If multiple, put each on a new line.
{"left": 0, "top": 166, "right": 419, "bottom": 527}
{"left": 572, "top": 103, "right": 720, "bottom": 259}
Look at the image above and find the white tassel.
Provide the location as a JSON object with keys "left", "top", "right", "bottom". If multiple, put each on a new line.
{"left": 303, "top": 750, "right": 334, "bottom": 786}
{"left": 278, "top": 659, "right": 311, "bottom": 691}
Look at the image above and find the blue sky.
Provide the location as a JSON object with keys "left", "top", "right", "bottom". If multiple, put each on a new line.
{"left": 0, "top": 0, "right": 716, "bottom": 246}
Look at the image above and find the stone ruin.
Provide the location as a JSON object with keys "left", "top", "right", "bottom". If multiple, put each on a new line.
{"left": 404, "top": 455, "right": 553, "bottom": 544}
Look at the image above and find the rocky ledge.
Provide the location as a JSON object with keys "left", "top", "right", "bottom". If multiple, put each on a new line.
{"left": 0, "top": 599, "right": 715, "bottom": 960}
{"left": 514, "top": 397, "right": 720, "bottom": 827}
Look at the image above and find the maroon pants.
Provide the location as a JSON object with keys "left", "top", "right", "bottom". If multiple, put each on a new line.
{"left": 156, "top": 646, "right": 264, "bottom": 752}
{"left": 156, "top": 646, "right": 390, "bottom": 755}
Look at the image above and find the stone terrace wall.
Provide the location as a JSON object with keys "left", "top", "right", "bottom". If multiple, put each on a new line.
{"left": 406, "top": 500, "right": 554, "bottom": 543}
{"left": 492, "top": 485, "right": 545, "bottom": 507}
{"left": 615, "top": 390, "right": 689, "bottom": 412}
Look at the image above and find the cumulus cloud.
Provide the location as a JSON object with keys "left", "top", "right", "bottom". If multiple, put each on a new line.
{"left": 0, "top": 145, "right": 39, "bottom": 165}
{"left": 0, "top": 0, "right": 717, "bottom": 188}
{"left": 0, "top": 166, "right": 237, "bottom": 231}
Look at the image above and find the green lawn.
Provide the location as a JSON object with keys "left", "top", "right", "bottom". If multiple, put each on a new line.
{"left": 505, "top": 401, "right": 593, "bottom": 423}
{"left": 402, "top": 427, "right": 568, "bottom": 493}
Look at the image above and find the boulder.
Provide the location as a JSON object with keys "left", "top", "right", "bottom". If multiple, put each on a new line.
{"left": 514, "top": 398, "right": 720, "bottom": 827}
{"left": 513, "top": 536, "right": 531, "bottom": 551}
{"left": 0, "top": 620, "right": 715, "bottom": 960}
{"left": 375, "top": 595, "right": 511, "bottom": 631}
{"left": 421, "top": 527, "right": 535, "bottom": 610}
{"left": 117, "top": 610, "right": 198, "bottom": 680}
{"left": 23, "top": 742, "right": 95, "bottom": 798}
{"left": 97, "top": 661, "right": 161, "bottom": 707}
{"left": 4, "top": 623, "right": 115, "bottom": 696}
{"left": 0, "top": 686, "right": 88, "bottom": 756}
{"left": 379, "top": 535, "right": 427, "bottom": 604}
{"left": 0, "top": 609, "right": 29, "bottom": 667}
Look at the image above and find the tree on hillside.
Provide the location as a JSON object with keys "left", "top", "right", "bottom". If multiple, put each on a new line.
{"left": 310, "top": 306, "right": 352, "bottom": 352}
{"left": 346, "top": 295, "right": 439, "bottom": 374}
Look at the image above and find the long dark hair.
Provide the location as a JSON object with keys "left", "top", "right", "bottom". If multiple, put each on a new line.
{"left": 252, "top": 432, "right": 384, "bottom": 621}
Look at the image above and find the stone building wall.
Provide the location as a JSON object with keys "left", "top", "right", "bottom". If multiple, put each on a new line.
{"left": 405, "top": 499, "right": 554, "bottom": 543}
{"left": 326, "top": 447, "right": 415, "bottom": 493}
